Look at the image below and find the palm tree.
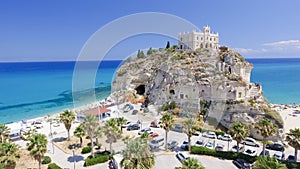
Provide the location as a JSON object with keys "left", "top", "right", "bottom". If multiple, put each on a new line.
{"left": 229, "top": 122, "right": 249, "bottom": 153}
{"left": 26, "top": 133, "right": 48, "bottom": 169}
{"left": 116, "top": 117, "right": 127, "bottom": 133}
{"left": 59, "top": 110, "right": 76, "bottom": 141}
{"left": 103, "top": 119, "right": 121, "bottom": 152}
{"left": 120, "top": 137, "right": 155, "bottom": 169}
{"left": 253, "top": 156, "right": 287, "bottom": 169}
{"left": 82, "top": 114, "right": 99, "bottom": 157}
{"left": 94, "top": 126, "right": 102, "bottom": 146}
{"left": 180, "top": 158, "right": 205, "bottom": 169}
{"left": 286, "top": 128, "right": 300, "bottom": 162}
{"left": 255, "top": 119, "right": 277, "bottom": 157}
{"left": 73, "top": 124, "right": 85, "bottom": 147}
{"left": 0, "top": 142, "right": 20, "bottom": 169}
{"left": 0, "top": 124, "right": 10, "bottom": 143}
{"left": 182, "top": 118, "right": 196, "bottom": 151}
{"left": 160, "top": 113, "right": 175, "bottom": 150}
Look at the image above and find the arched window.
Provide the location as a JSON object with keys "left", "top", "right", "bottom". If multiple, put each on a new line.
{"left": 205, "top": 43, "right": 208, "bottom": 48}
{"left": 210, "top": 43, "right": 212, "bottom": 48}
{"left": 200, "top": 43, "right": 203, "bottom": 48}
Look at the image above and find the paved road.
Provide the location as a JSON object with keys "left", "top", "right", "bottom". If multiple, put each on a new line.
{"left": 155, "top": 153, "right": 236, "bottom": 169}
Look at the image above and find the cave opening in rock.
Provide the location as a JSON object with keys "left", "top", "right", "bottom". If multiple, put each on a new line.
{"left": 135, "top": 85, "right": 145, "bottom": 95}
{"left": 169, "top": 89, "right": 175, "bottom": 95}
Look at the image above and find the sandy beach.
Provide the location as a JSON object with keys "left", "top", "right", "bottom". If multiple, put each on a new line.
{"left": 273, "top": 104, "right": 300, "bottom": 133}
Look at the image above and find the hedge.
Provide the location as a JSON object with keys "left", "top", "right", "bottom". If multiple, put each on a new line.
{"left": 282, "top": 161, "right": 300, "bottom": 169}
{"left": 81, "top": 146, "right": 92, "bottom": 154}
{"left": 190, "top": 146, "right": 257, "bottom": 163}
{"left": 48, "top": 163, "right": 62, "bottom": 169}
{"left": 42, "top": 156, "right": 52, "bottom": 164}
{"left": 84, "top": 154, "right": 110, "bottom": 166}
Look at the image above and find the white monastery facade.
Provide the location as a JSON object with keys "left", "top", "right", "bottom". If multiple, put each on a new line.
{"left": 178, "top": 26, "right": 219, "bottom": 50}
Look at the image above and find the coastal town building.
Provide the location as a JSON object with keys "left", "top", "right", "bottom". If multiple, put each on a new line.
{"left": 178, "top": 26, "right": 219, "bottom": 50}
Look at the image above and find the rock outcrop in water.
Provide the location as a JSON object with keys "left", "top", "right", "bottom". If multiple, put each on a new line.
{"left": 112, "top": 47, "right": 284, "bottom": 140}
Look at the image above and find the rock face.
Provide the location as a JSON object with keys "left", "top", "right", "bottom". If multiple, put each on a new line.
{"left": 112, "top": 47, "right": 283, "bottom": 140}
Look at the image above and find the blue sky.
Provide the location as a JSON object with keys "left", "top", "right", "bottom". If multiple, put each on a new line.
{"left": 1, "top": 0, "right": 300, "bottom": 62}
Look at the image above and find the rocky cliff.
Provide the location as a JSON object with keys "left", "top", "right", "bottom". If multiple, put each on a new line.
{"left": 111, "top": 47, "right": 284, "bottom": 140}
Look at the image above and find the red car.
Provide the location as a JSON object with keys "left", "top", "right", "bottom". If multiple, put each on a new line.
{"left": 148, "top": 131, "right": 159, "bottom": 137}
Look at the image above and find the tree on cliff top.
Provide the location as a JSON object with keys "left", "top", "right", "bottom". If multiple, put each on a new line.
{"left": 137, "top": 50, "right": 145, "bottom": 58}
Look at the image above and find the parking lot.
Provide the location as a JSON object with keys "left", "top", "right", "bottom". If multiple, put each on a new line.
{"left": 112, "top": 103, "right": 299, "bottom": 168}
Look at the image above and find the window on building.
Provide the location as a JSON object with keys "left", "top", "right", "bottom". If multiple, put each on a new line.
{"left": 210, "top": 38, "right": 212, "bottom": 41}
{"left": 180, "top": 94, "right": 184, "bottom": 99}
{"left": 238, "top": 92, "right": 242, "bottom": 98}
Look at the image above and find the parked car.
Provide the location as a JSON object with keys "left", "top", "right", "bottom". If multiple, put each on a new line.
{"left": 241, "top": 137, "right": 260, "bottom": 147}
{"left": 217, "top": 134, "right": 232, "bottom": 141}
{"left": 121, "top": 121, "right": 131, "bottom": 128}
{"left": 232, "top": 158, "right": 251, "bottom": 169}
{"left": 132, "top": 109, "right": 138, "bottom": 115}
{"left": 243, "top": 148, "right": 257, "bottom": 157}
{"left": 266, "top": 143, "right": 285, "bottom": 152}
{"left": 127, "top": 124, "right": 140, "bottom": 131}
{"left": 181, "top": 141, "right": 189, "bottom": 150}
{"left": 194, "top": 140, "right": 205, "bottom": 147}
{"left": 138, "top": 128, "right": 151, "bottom": 135}
{"left": 259, "top": 150, "right": 270, "bottom": 157}
{"left": 215, "top": 144, "right": 224, "bottom": 151}
{"left": 149, "top": 132, "right": 159, "bottom": 138}
{"left": 108, "top": 159, "right": 118, "bottom": 169}
{"left": 274, "top": 151, "right": 285, "bottom": 161}
{"left": 286, "top": 155, "right": 296, "bottom": 162}
{"left": 232, "top": 145, "right": 245, "bottom": 152}
{"left": 150, "top": 120, "right": 160, "bottom": 128}
{"left": 205, "top": 140, "right": 215, "bottom": 149}
{"left": 172, "top": 124, "right": 183, "bottom": 133}
{"left": 148, "top": 138, "right": 164, "bottom": 149}
{"left": 202, "top": 131, "right": 217, "bottom": 139}
{"left": 176, "top": 152, "right": 189, "bottom": 162}
{"left": 167, "top": 140, "right": 178, "bottom": 150}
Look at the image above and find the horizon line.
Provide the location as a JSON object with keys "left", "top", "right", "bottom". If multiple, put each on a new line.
{"left": 1, "top": 57, "right": 300, "bottom": 63}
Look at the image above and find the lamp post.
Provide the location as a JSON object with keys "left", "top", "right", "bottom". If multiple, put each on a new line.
{"left": 49, "top": 121, "right": 54, "bottom": 154}
{"left": 72, "top": 145, "right": 76, "bottom": 169}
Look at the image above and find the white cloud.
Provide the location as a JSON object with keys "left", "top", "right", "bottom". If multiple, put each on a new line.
{"left": 234, "top": 39, "right": 300, "bottom": 58}
{"left": 262, "top": 40, "right": 300, "bottom": 47}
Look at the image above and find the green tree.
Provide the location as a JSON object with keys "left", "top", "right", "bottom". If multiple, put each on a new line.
{"left": 73, "top": 124, "right": 85, "bottom": 147}
{"left": 182, "top": 118, "right": 196, "bottom": 151}
{"left": 180, "top": 157, "right": 205, "bottom": 169}
{"left": 255, "top": 119, "right": 277, "bottom": 156}
{"left": 59, "top": 110, "right": 76, "bottom": 141}
{"left": 82, "top": 114, "right": 99, "bottom": 157}
{"left": 286, "top": 128, "right": 300, "bottom": 162}
{"left": 137, "top": 50, "right": 145, "bottom": 58}
{"left": 166, "top": 41, "right": 170, "bottom": 49}
{"left": 116, "top": 117, "right": 127, "bottom": 133}
{"left": 0, "top": 124, "right": 10, "bottom": 143}
{"left": 103, "top": 119, "right": 121, "bottom": 152}
{"left": 0, "top": 142, "right": 20, "bottom": 169}
{"left": 147, "top": 47, "right": 153, "bottom": 56}
{"left": 26, "top": 133, "right": 48, "bottom": 169}
{"left": 253, "top": 156, "right": 287, "bottom": 169}
{"left": 228, "top": 122, "right": 249, "bottom": 153}
{"left": 120, "top": 137, "right": 155, "bottom": 169}
{"left": 160, "top": 113, "right": 175, "bottom": 150}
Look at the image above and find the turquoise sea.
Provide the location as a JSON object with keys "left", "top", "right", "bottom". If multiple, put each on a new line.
{"left": 0, "top": 58, "right": 299, "bottom": 124}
